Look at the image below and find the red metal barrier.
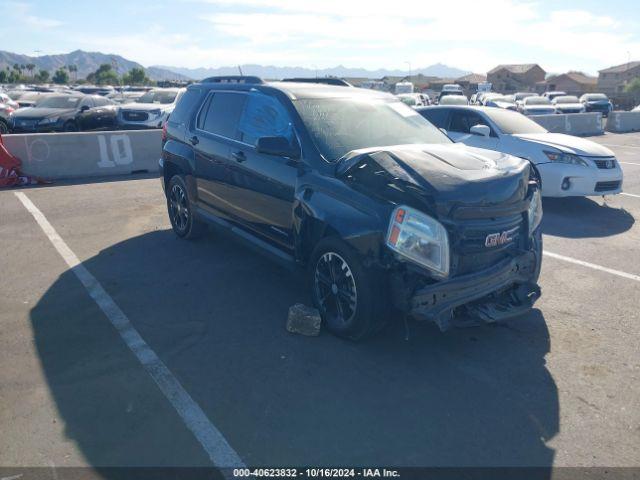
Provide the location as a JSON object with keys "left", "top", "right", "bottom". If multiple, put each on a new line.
{"left": 0, "top": 133, "right": 49, "bottom": 187}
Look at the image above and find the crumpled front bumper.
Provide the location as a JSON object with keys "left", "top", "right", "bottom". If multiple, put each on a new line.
{"left": 402, "top": 251, "right": 541, "bottom": 331}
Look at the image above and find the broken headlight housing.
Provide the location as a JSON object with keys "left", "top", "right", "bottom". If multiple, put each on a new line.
{"left": 386, "top": 206, "right": 450, "bottom": 278}
{"left": 528, "top": 188, "right": 543, "bottom": 232}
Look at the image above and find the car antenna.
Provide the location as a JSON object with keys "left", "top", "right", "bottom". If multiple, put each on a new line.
{"left": 238, "top": 65, "right": 244, "bottom": 76}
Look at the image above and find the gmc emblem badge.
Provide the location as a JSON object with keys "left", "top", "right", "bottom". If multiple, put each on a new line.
{"left": 485, "top": 227, "right": 519, "bottom": 247}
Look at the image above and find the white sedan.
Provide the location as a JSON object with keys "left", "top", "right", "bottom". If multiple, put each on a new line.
{"left": 417, "top": 105, "right": 623, "bottom": 197}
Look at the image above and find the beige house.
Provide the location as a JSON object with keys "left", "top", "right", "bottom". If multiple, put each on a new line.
{"left": 598, "top": 61, "right": 640, "bottom": 94}
{"left": 544, "top": 72, "right": 597, "bottom": 96}
{"left": 487, "top": 64, "right": 546, "bottom": 93}
{"left": 455, "top": 73, "right": 487, "bottom": 95}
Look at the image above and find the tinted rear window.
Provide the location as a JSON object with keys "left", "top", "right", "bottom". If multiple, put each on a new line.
{"left": 418, "top": 108, "right": 449, "bottom": 128}
{"left": 170, "top": 88, "right": 202, "bottom": 125}
{"left": 198, "top": 92, "right": 246, "bottom": 139}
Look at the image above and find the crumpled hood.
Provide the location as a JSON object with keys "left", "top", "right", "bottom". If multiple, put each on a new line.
{"left": 337, "top": 143, "right": 530, "bottom": 211}
{"left": 120, "top": 102, "right": 173, "bottom": 112}
{"left": 512, "top": 133, "right": 614, "bottom": 157}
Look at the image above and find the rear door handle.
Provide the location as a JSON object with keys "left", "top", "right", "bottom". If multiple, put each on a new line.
{"left": 189, "top": 135, "right": 199, "bottom": 145}
{"left": 232, "top": 150, "right": 246, "bottom": 162}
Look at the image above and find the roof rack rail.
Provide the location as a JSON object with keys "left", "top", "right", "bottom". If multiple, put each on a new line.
{"left": 202, "top": 75, "right": 265, "bottom": 84}
{"left": 282, "top": 77, "right": 352, "bottom": 87}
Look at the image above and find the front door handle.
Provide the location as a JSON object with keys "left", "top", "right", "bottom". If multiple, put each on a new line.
{"left": 232, "top": 150, "right": 246, "bottom": 162}
{"left": 189, "top": 135, "right": 199, "bottom": 145}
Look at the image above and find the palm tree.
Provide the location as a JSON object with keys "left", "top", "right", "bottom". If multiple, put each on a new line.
{"left": 26, "top": 63, "right": 36, "bottom": 79}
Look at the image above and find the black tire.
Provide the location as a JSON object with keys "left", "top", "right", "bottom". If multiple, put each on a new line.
{"left": 63, "top": 121, "right": 78, "bottom": 132}
{"left": 0, "top": 120, "right": 8, "bottom": 135}
{"left": 309, "top": 237, "right": 389, "bottom": 340}
{"left": 167, "top": 175, "right": 206, "bottom": 240}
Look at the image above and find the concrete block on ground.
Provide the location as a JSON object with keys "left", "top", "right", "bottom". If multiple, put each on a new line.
{"left": 287, "top": 303, "right": 322, "bottom": 336}
{"left": 531, "top": 113, "right": 603, "bottom": 136}
{"left": 606, "top": 111, "right": 640, "bottom": 133}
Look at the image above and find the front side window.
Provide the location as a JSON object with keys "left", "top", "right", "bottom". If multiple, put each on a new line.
{"left": 198, "top": 92, "right": 247, "bottom": 139}
{"left": 238, "top": 93, "right": 294, "bottom": 145}
{"left": 449, "top": 111, "right": 490, "bottom": 134}
{"left": 293, "top": 97, "right": 450, "bottom": 162}
{"left": 419, "top": 108, "right": 449, "bottom": 129}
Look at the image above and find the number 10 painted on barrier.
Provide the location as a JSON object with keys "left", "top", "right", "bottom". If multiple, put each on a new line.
{"left": 97, "top": 134, "right": 134, "bottom": 168}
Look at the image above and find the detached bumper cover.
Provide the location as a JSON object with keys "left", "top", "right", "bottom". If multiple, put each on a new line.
{"left": 407, "top": 251, "right": 540, "bottom": 330}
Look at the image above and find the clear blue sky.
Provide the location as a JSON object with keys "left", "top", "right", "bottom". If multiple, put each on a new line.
{"left": 3, "top": 0, "right": 639, "bottom": 74}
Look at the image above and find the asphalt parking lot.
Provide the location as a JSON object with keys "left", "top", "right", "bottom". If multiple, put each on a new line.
{"left": 1, "top": 132, "right": 639, "bottom": 473}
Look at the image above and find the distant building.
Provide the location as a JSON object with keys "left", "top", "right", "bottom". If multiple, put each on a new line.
{"left": 597, "top": 61, "right": 640, "bottom": 95}
{"left": 543, "top": 72, "right": 597, "bottom": 96}
{"left": 487, "top": 64, "right": 546, "bottom": 93}
{"left": 455, "top": 73, "right": 487, "bottom": 95}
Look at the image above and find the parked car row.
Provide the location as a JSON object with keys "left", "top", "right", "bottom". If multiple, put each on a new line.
{"left": 3, "top": 88, "right": 185, "bottom": 133}
{"left": 469, "top": 90, "right": 614, "bottom": 116}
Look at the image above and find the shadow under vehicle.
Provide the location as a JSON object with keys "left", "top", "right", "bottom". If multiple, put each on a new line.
{"left": 30, "top": 228, "right": 559, "bottom": 473}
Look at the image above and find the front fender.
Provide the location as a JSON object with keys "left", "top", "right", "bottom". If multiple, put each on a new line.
{"left": 293, "top": 178, "right": 390, "bottom": 267}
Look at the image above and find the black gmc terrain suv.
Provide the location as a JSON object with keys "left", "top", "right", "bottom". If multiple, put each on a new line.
{"left": 160, "top": 77, "right": 543, "bottom": 339}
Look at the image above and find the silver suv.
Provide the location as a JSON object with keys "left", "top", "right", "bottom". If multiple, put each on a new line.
{"left": 117, "top": 88, "right": 185, "bottom": 129}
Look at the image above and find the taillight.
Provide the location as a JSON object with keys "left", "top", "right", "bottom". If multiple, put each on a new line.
{"left": 161, "top": 122, "right": 168, "bottom": 143}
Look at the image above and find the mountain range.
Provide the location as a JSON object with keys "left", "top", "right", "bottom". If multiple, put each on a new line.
{"left": 151, "top": 63, "right": 471, "bottom": 81}
{"left": 0, "top": 50, "right": 190, "bottom": 81}
{"left": 0, "top": 49, "right": 470, "bottom": 82}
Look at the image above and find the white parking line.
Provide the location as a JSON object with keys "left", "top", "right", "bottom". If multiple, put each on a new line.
{"left": 14, "top": 192, "right": 244, "bottom": 471}
{"left": 621, "top": 192, "right": 640, "bottom": 198}
{"left": 544, "top": 251, "right": 640, "bottom": 282}
{"left": 619, "top": 162, "right": 640, "bottom": 166}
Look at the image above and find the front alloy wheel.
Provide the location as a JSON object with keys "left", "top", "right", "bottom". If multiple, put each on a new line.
{"left": 314, "top": 252, "right": 358, "bottom": 326}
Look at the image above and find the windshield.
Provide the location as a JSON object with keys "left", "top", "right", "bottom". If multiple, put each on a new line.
{"left": 586, "top": 94, "right": 608, "bottom": 101}
{"left": 35, "top": 96, "right": 81, "bottom": 109}
{"left": 484, "top": 108, "right": 547, "bottom": 134}
{"left": 136, "top": 90, "right": 178, "bottom": 104}
{"left": 293, "top": 97, "right": 451, "bottom": 162}
{"left": 555, "top": 96, "right": 579, "bottom": 104}
{"left": 525, "top": 97, "right": 551, "bottom": 106}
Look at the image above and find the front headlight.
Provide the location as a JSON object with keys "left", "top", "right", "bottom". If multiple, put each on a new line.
{"left": 528, "top": 189, "right": 543, "bottom": 232}
{"left": 544, "top": 150, "right": 588, "bottom": 167}
{"left": 386, "top": 206, "right": 450, "bottom": 277}
{"left": 38, "top": 116, "right": 59, "bottom": 125}
{"left": 150, "top": 109, "right": 163, "bottom": 118}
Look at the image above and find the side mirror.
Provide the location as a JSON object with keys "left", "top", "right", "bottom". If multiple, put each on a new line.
{"left": 256, "top": 136, "right": 300, "bottom": 159}
{"left": 80, "top": 105, "right": 90, "bottom": 112}
{"left": 470, "top": 124, "right": 491, "bottom": 137}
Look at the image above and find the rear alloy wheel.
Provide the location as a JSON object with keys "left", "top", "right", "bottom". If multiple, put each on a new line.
{"left": 0, "top": 121, "right": 8, "bottom": 134}
{"left": 167, "top": 175, "right": 205, "bottom": 239}
{"left": 310, "top": 237, "right": 389, "bottom": 340}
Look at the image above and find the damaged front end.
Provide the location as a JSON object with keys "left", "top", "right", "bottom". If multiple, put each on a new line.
{"left": 338, "top": 144, "right": 543, "bottom": 331}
